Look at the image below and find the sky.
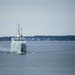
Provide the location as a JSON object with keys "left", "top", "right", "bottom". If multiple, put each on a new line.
{"left": 0, "top": 0, "right": 75, "bottom": 36}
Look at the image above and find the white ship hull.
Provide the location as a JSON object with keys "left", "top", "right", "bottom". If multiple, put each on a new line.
{"left": 11, "top": 38, "right": 26, "bottom": 54}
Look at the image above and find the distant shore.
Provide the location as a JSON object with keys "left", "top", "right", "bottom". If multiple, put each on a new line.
{"left": 0, "top": 35, "right": 75, "bottom": 41}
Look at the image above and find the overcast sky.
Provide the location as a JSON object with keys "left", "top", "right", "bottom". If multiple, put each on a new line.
{"left": 0, "top": 0, "right": 75, "bottom": 36}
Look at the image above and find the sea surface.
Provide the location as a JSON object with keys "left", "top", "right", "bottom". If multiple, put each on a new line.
{"left": 0, "top": 41, "right": 75, "bottom": 75}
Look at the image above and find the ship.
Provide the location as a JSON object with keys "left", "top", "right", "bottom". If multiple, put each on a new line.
{"left": 11, "top": 24, "right": 26, "bottom": 54}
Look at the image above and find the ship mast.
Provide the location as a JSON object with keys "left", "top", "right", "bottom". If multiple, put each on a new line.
{"left": 17, "top": 24, "right": 21, "bottom": 37}
{"left": 21, "top": 28, "right": 23, "bottom": 37}
{"left": 17, "top": 24, "right": 23, "bottom": 37}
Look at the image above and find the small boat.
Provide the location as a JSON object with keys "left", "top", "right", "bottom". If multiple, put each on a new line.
{"left": 11, "top": 24, "right": 26, "bottom": 54}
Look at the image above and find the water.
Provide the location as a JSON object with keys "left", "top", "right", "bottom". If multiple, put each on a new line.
{"left": 0, "top": 41, "right": 75, "bottom": 75}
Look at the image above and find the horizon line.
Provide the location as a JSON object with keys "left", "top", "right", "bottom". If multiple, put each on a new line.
{"left": 0, "top": 34, "right": 75, "bottom": 37}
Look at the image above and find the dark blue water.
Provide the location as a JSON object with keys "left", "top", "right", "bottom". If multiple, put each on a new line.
{"left": 0, "top": 41, "right": 75, "bottom": 75}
